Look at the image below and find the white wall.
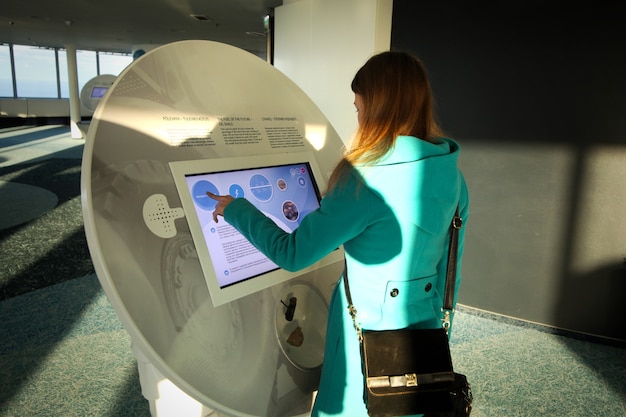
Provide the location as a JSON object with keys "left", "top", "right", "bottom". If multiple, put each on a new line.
{"left": 274, "top": 0, "right": 392, "bottom": 145}
{"left": 0, "top": 98, "right": 69, "bottom": 117}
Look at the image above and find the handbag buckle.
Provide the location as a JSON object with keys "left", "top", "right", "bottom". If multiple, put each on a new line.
{"left": 441, "top": 309, "right": 453, "bottom": 334}
{"left": 452, "top": 215, "right": 463, "bottom": 229}
{"left": 405, "top": 373, "right": 418, "bottom": 387}
{"left": 347, "top": 305, "right": 363, "bottom": 343}
{"left": 367, "top": 374, "right": 419, "bottom": 388}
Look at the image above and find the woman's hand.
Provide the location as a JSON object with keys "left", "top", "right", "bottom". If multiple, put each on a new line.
{"left": 206, "top": 192, "right": 235, "bottom": 223}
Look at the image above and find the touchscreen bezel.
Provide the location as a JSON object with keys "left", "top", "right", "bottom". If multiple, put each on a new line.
{"left": 169, "top": 152, "right": 343, "bottom": 307}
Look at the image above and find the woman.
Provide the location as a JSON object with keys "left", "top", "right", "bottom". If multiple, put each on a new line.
{"left": 209, "top": 51, "right": 469, "bottom": 416}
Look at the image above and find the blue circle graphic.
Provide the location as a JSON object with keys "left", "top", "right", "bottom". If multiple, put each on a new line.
{"left": 229, "top": 184, "right": 245, "bottom": 199}
{"left": 249, "top": 174, "right": 273, "bottom": 202}
{"left": 192, "top": 180, "right": 219, "bottom": 210}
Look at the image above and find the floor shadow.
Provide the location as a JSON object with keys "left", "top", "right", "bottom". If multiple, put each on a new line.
{"left": 0, "top": 125, "right": 71, "bottom": 150}
{"left": 0, "top": 158, "right": 94, "bottom": 300}
{"left": 106, "top": 366, "right": 152, "bottom": 417}
{"left": 558, "top": 335, "right": 626, "bottom": 403}
{"left": 0, "top": 275, "right": 102, "bottom": 409}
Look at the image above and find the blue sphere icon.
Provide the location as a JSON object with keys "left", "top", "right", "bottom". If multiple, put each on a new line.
{"left": 229, "top": 184, "right": 245, "bottom": 199}
{"left": 249, "top": 174, "right": 273, "bottom": 202}
{"left": 192, "top": 180, "right": 220, "bottom": 210}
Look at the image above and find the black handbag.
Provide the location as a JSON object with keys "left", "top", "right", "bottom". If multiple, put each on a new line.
{"left": 344, "top": 208, "right": 472, "bottom": 417}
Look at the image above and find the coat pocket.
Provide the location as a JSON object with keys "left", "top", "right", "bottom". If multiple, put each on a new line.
{"left": 380, "top": 275, "right": 441, "bottom": 328}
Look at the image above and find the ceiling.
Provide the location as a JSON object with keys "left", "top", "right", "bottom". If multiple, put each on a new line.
{"left": 0, "top": 0, "right": 283, "bottom": 57}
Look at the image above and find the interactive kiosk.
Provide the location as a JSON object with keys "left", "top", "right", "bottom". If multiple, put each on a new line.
{"left": 79, "top": 74, "right": 116, "bottom": 116}
{"left": 81, "top": 41, "right": 346, "bottom": 417}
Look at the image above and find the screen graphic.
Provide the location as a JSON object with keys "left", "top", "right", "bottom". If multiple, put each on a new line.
{"left": 90, "top": 86, "right": 109, "bottom": 98}
{"left": 184, "top": 162, "right": 321, "bottom": 290}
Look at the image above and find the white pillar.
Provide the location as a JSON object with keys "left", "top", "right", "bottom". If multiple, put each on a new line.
{"left": 274, "top": 0, "right": 392, "bottom": 144}
{"left": 64, "top": 45, "right": 83, "bottom": 139}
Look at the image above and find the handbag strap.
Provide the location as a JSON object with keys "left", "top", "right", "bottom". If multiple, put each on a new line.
{"left": 344, "top": 206, "right": 462, "bottom": 340}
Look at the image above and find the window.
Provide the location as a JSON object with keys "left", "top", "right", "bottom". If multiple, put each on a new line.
{"left": 76, "top": 50, "right": 98, "bottom": 97}
{"left": 0, "top": 44, "right": 13, "bottom": 97}
{"left": 4, "top": 44, "right": 131, "bottom": 99}
{"left": 99, "top": 53, "right": 132, "bottom": 76}
{"left": 13, "top": 45, "right": 58, "bottom": 98}
{"left": 56, "top": 49, "right": 98, "bottom": 98}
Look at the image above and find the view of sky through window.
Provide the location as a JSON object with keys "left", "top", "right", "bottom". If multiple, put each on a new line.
{"left": 0, "top": 44, "right": 132, "bottom": 98}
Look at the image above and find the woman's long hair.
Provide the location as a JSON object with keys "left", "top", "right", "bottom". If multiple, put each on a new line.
{"left": 328, "top": 51, "right": 442, "bottom": 191}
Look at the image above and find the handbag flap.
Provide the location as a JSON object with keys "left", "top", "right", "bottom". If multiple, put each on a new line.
{"left": 361, "top": 327, "right": 454, "bottom": 394}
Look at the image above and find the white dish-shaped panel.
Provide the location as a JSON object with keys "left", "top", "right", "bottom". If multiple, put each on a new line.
{"left": 81, "top": 40, "right": 345, "bottom": 416}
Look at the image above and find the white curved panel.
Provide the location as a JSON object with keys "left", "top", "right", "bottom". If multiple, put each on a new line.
{"left": 81, "top": 40, "right": 345, "bottom": 416}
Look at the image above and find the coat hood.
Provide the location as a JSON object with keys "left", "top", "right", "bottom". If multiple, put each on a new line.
{"left": 356, "top": 136, "right": 463, "bottom": 235}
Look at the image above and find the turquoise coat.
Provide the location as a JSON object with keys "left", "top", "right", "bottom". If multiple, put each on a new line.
{"left": 224, "top": 136, "right": 470, "bottom": 417}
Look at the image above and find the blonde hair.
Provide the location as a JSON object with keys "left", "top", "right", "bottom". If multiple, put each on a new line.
{"left": 328, "top": 51, "right": 442, "bottom": 191}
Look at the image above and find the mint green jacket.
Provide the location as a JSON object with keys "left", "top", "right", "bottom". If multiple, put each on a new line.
{"left": 225, "top": 136, "right": 469, "bottom": 417}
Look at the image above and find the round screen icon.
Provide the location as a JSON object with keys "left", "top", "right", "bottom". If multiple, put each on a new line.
{"left": 282, "top": 200, "right": 299, "bottom": 222}
{"left": 249, "top": 174, "right": 273, "bottom": 202}
{"left": 229, "top": 184, "right": 245, "bottom": 199}
{"left": 192, "top": 180, "right": 219, "bottom": 210}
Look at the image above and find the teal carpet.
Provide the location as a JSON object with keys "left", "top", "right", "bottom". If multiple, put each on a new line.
{"left": 0, "top": 273, "right": 624, "bottom": 416}
{"left": 450, "top": 309, "right": 626, "bottom": 416}
{"left": 0, "top": 158, "right": 94, "bottom": 300}
{"left": 0, "top": 273, "right": 150, "bottom": 417}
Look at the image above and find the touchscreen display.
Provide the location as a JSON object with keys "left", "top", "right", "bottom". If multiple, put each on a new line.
{"left": 183, "top": 162, "right": 321, "bottom": 289}
{"left": 90, "top": 86, "right": 109, "bottom": 98}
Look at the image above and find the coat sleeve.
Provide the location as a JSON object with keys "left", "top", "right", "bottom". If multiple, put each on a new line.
{"left": 223, "top": 173, "right": 370, "bottom": 271}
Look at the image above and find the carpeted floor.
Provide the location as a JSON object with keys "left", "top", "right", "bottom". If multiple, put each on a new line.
{"left": 0, "top": 125, "right": 625, "bottom": 416}
{"left": 451, "top": 308, "right": 626, "bottom": 416}
{"left": 0, "top": 158, "right": 94, "bottom": 300}
{"left": 0, "top": 273, "right": 150, "bottom": 417}
{"left": 0, "top": 125, "right": 150, "bottom": 416}
{"left": 1, "top": 273, "right": 624, "bottom": 416}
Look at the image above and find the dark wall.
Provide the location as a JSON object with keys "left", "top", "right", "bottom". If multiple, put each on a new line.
{"left": 391, "top": 2, "right": 626, "bottom": 341}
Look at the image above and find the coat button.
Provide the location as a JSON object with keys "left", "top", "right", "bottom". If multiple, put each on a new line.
{"left": 390, "top": 288, "right": 399, "bottom": 297}
{"left": 425, "top": 283, "right": 432, "bottom": 292}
